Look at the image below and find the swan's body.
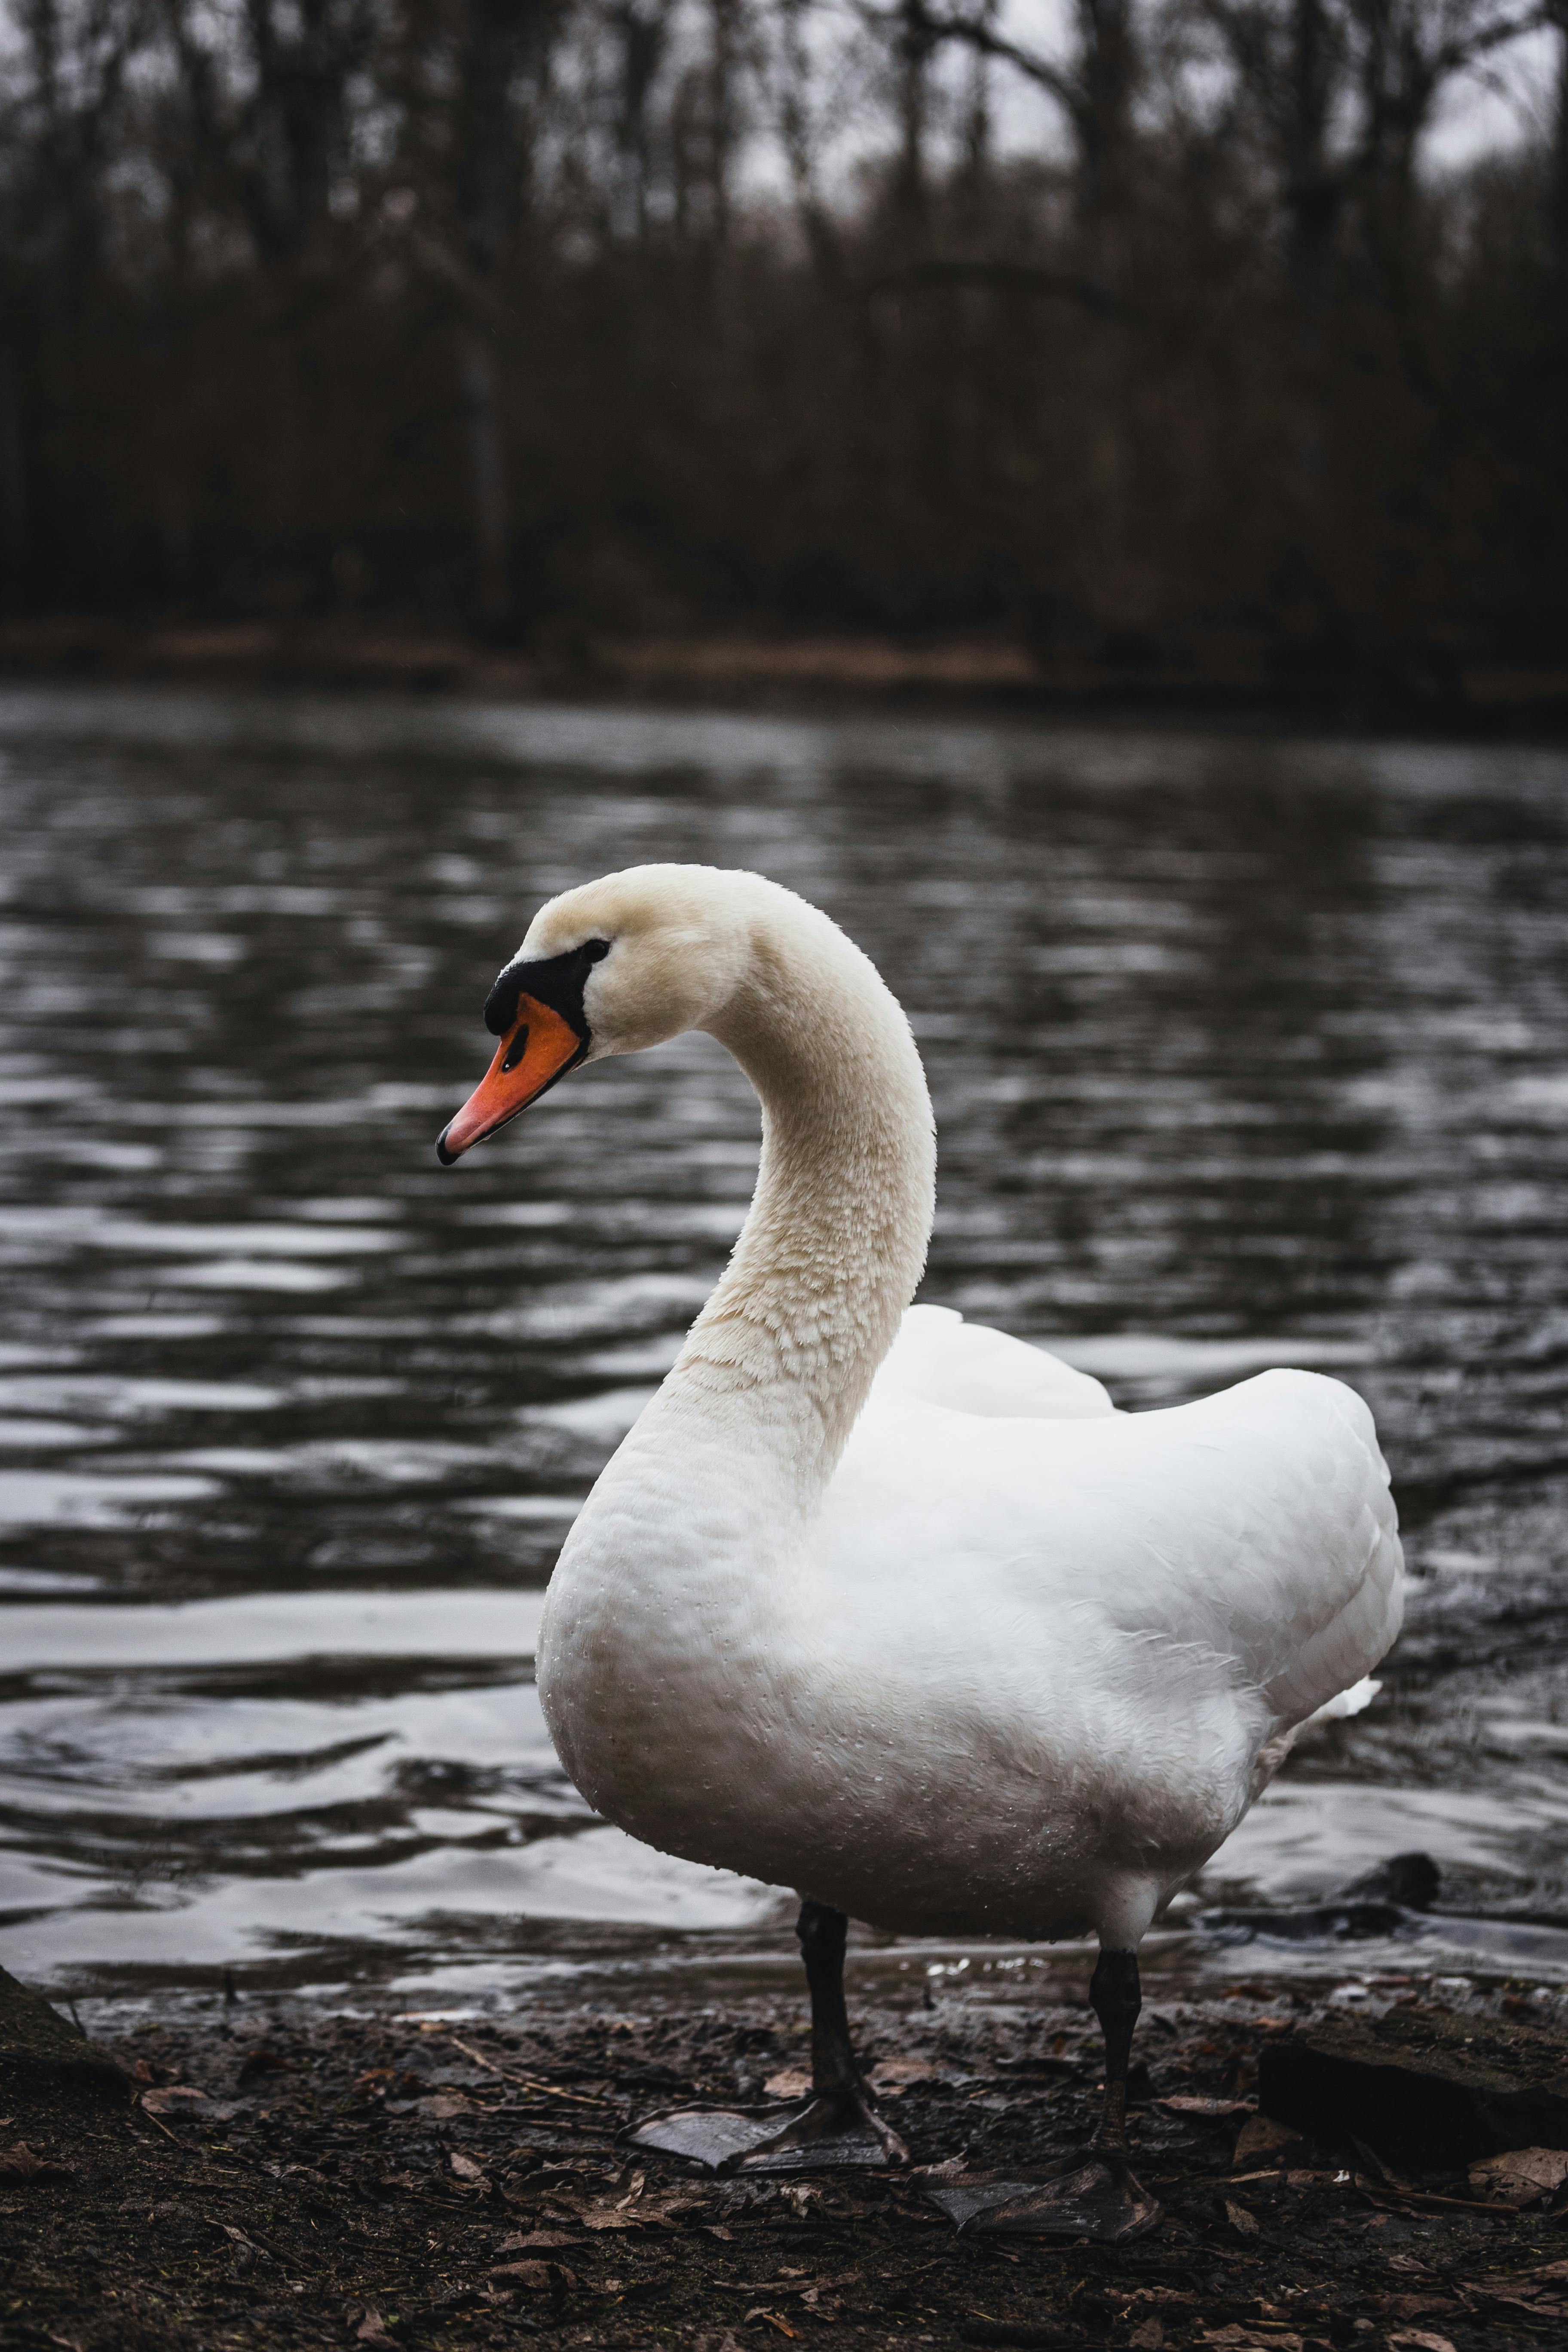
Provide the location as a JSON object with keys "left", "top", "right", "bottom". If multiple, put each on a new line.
{"left": 543, "top": 1300, "right": 1398, "bottom": 1949}
{"left": 459, "top": 867, "right": 1405, "bottom": 1957}
{"left": 441, "top": 862, "right": 1402, "bottom": 2218}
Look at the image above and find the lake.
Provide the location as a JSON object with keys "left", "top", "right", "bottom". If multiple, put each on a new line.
{"left": 3, "top": 685, "right": 1568, "bottom": 2006}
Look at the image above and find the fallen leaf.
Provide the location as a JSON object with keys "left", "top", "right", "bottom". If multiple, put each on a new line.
{"left": 355, "top": 2311, "right": 398, "bottom": 2348}
{"left": 235, "top": 2046, "right": 291, "bottom": 2088}
{"left": 1484, "top": 2295, "right": 1568, "bottom": 2321}
{"left": 1467, "top": 2147, "right": 1568, "bottom": 2207}
{"left": 1159, "top": 2095, "right": 1256, "bottom": 2116}
{"left": 448, "top": 2150, "right": 490, "bottom": 2188}
{"left": 140, "top": 2085, "right": 237, "bottom": 2122}
{"left": 1225, "top": 2198, "right": 1261, "bottom": 2236}
{"left": 0, "top": 2141, "right": 72, "bottom": 2182}
{"left": 743, "top": 2311, "right": 797, "bottom": 2340}
{"left": 638, "top": 2189, "right": 705, "bottom": 2227}
{"left": 763, "top": 2068, "right": 810, "bottom": 2099}
{"left": 704, "top": 2224, "right": 735, "bottom": 2241}
{"left": 578, "top": 2202, "right": 639, "bottom": 2229}
{"left": 1234, "top": 2113, "right": 1302, "bottom": 2164}
{"left": 1387, "top": 2336, "right": 1456, "bottom": 2352}
{"left": 490, "top": 2258, "right": 575, "bottom": 2289}
{"left": 692, "top": 2337, "right": 742, "bottom": 2352}
{"left": 1129, "top": 2323, "right": 1164, "bottom": 2349}
{"left": 868, "top": 2057, "right": 939, "bottom": 2094}
{"left": 498, "top": 2228, "right": 579, "bottom": 2251}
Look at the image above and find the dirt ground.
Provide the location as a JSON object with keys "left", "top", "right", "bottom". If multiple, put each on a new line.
{"left": 3, "top": 1969, "right": 1565, "bottom": 2352}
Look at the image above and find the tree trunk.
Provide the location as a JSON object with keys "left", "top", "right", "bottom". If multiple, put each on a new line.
{"left": 708, "top": 0, "right": 738, "bottom": 247}
{"left": 1284, "top": 0, "right": 1340, "bottom": 311}
{"left": 452, "top": 0, "right": 554, "bottom": 633}
{"left": 1075, "top": 0, "right": 1133, "bottom": 299}
{"left": 456, "top": 320, "right": 511, "bottom": 631}
{"left": 1551, "top": 6, "right": 1568, "bottom": 311}
{"left": 893, "top": 0, "right": 930, "bottom": 250}
{"left": 0, "top": 337, "right": 27, "bottom": 611}
{"left": 775, "top": 0, "right": 844, "bottom": 288}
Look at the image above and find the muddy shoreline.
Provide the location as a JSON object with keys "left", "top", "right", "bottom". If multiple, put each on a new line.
{"left": 4, "top": 1957, "right": 1566, "bottom": 2352}
{"left": 1, "top": 616, "right": 1566, "bottom": 739}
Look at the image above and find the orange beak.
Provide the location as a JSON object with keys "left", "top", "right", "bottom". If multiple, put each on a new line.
{"left": 435, "top": 996, "right": 586, "bottom": 1164}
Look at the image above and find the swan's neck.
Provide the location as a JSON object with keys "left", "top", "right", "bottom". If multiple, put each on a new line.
{"left": 666, "top": 914, "right": 935, "bottom": 1491}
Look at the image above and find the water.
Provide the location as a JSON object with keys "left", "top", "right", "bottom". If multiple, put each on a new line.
{"left": 3, "top": 685, "right": 1568, "bottom": 2003}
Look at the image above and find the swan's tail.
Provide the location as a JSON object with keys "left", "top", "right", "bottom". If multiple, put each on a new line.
{"left": 1248, "top": 1675, "right": 1382, "bottom": 1803}
{"left": 1304, "top": 1675, "right": 1381, "bottom": 1726}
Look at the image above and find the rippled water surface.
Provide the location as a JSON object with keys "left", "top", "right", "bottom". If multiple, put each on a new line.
{"left": 4, "top": 686, "right": 1568, "bottom": 2000}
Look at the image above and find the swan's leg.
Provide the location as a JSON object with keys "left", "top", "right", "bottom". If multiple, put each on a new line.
{"left": 1089, "top": 1945, "right": 1141, "bottom": 2151}
{"left": 624, "top": 1899, "right": 907, "bottom": 2174}
{"left": 800, "top": 1897, "right": 858, "bottom": 2094}
{"left": 924, "top": 1943, "right": 1161, "bottom": 2242}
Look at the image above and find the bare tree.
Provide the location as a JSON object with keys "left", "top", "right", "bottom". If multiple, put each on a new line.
{"left": 768, "top": 0, "right": 849, "bottom": 282}
{"left": 448, "top": 0, "right": 560, "bottom": 627}
{"left": 607, "top": 0, "right": 673, "bottom": 237}
{"left": 1198, "top": 0, "right": 1543, "bottom": 307}
{"left": 167, "top": 0, "right": 376, "bottom": 266}
{"left": 0, "top": 0, "right": 148, "bottom": 599}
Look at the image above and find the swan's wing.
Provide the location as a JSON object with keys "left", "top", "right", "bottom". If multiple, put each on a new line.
{"left": 833, "top": 1363, "right": 1402, "bottom": 1736}
{"left": 1151, "top": 1367, "right": 1403, "bottom": 1730}
{"left": 872, "top": 1303, "right": 1116, "bottom": 1421}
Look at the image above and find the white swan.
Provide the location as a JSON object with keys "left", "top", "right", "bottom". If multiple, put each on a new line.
{"left": 437, "top": 864, "right": 1403, "bottom": 2238}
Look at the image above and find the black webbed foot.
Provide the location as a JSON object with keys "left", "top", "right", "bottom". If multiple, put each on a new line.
{"left": 924, "top": 2149, "right": 1160, "bottom": 2241}
{"left": 628, "top": 2082, "right": 908, "bottom": 2174}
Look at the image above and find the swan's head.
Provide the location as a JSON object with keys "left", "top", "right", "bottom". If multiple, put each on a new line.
{"left": 435, "top": 864, "right": 755, "bottom": 1163}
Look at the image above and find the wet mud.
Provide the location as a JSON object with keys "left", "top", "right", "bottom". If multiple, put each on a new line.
{"left": 3, "top": 1971, "right": 1566, "bottom": 2352}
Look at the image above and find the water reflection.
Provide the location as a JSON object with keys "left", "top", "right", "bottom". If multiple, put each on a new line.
{"left": 3, "top": 687, "right": 1568, "bottom": 1992}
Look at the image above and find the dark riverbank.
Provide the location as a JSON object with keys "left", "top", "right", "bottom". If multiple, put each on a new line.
{"left": 4, "top": 1960, "right": 1566, "bottom": 2352}
{"left": 2, "top": 618, "right": 1566, "bottom": 740}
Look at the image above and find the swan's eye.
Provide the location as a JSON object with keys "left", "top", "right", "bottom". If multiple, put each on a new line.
{"left": 501, "top": 1023, "right": 530, "bottom": 1072}
{"left": 584, "top": 939, "right": 610, "bottom": 962}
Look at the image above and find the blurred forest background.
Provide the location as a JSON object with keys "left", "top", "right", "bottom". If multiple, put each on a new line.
{"left": 0, "top": 0, "right": 1563, "bottom": 705}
